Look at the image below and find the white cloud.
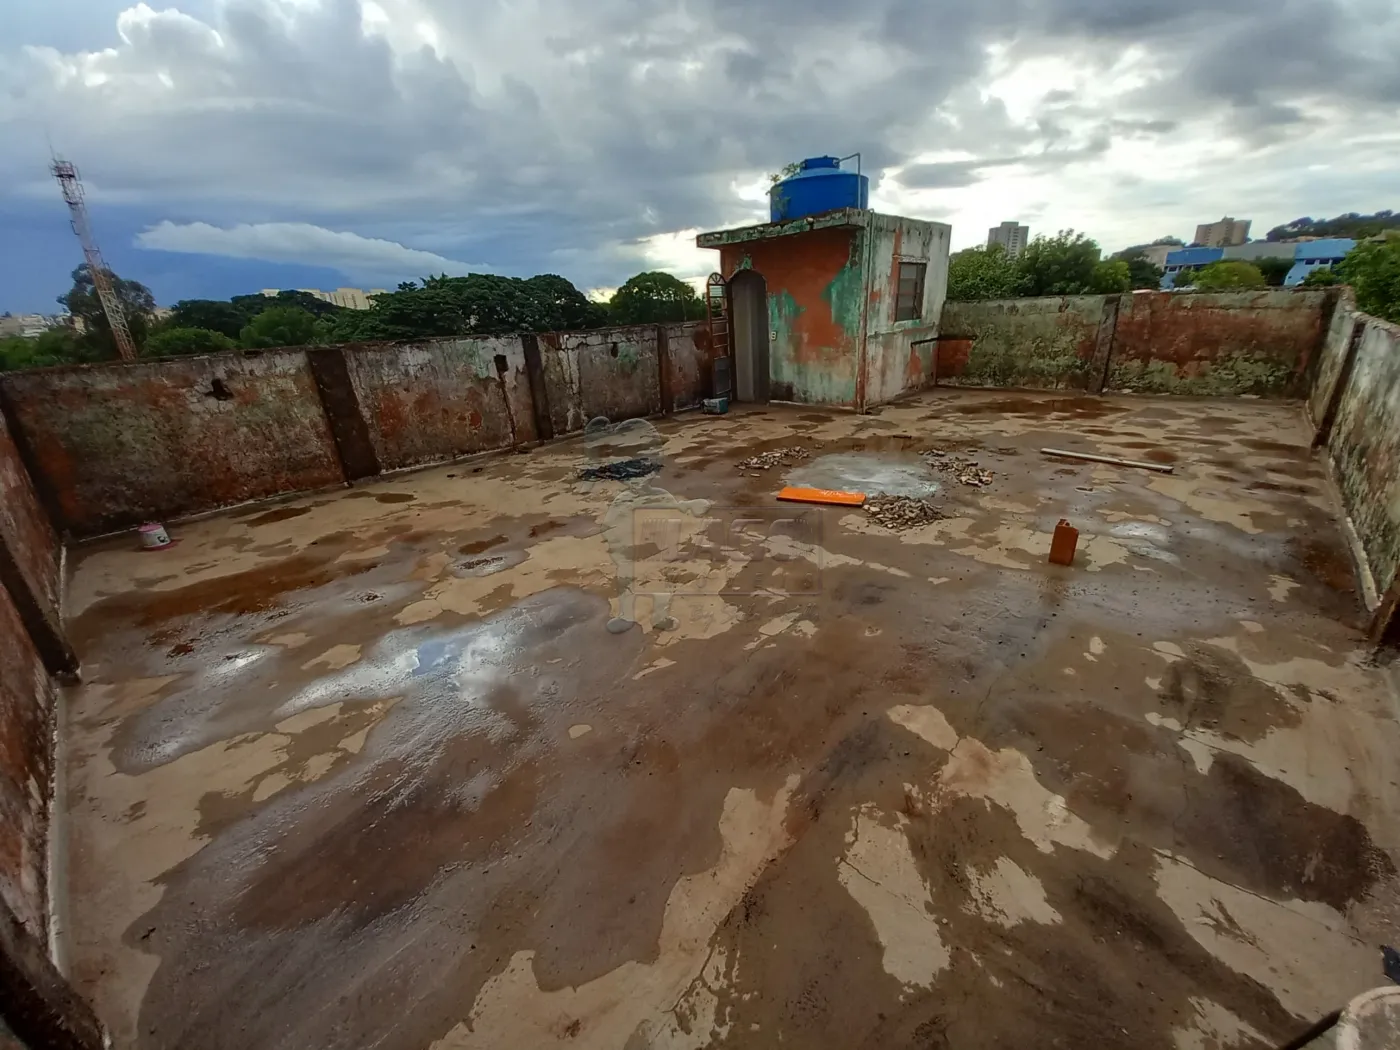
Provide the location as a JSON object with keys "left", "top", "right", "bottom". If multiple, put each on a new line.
{"left": 3, "top": 0, "right": 1400, "bottom": 296}
{"left": 135, "top": 220, "right": 480, "bottom": 281}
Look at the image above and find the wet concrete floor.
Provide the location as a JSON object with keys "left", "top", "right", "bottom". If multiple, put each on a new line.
{"left": 60, "top": 390, "right": 1400, "bottom": 1049}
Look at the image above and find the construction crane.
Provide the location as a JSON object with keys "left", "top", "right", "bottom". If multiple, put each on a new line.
{"left": 51, "top": 157, "right": 137, "bottom": 361}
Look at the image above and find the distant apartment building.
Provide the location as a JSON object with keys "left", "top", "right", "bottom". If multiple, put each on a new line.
{"left": 261, "top": 287, "right": 387, "bottom": 310}
{"left": 0, "top": 313, "right": 64, "bottom": 338}
{"left": 1194, "top": 217, "right": 1251, "bottom": 247}
{"left": 987, "top": 221, "right": 1030, "bottom": 257}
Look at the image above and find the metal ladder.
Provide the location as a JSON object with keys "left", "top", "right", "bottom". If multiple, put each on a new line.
{"left": 705, "top": 272, "right": 732, "bottom": 397}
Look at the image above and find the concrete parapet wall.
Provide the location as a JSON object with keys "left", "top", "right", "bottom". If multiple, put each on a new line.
{"left": 0, "top": 577, "right": 54, "bottom": 943}
{"left": 0, "top": 322, "right": 715, "bottom": 540}
{"left": 937, "top": 289, "right": 1332, "bottom": 397}
{"left": 938, "top": 296, "right": 1108, "bottom": 391}
{"left": 0, "top": 351, "right": 344, "bottom": 537}
{"left": 1308, "top": 291, "right": 1400, "bottom": 627}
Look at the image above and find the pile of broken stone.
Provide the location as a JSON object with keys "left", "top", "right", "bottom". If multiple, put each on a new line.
{"left": 738, "top": 447, "right": 811, "bottom": 471}
{"left": 863, "top": 495, "right": 947, "bottom": 529}
{"left": 923, "top": 449, "right": 994, "bottom": 487}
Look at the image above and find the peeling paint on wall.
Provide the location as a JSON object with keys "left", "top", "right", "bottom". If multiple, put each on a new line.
{"left": 344, "top": 337, "right": 531, "bottom": 471}
{"left": 721, "top": 226, "right": 864, "bottom": 406}
{"left": 0, "top": 352, "right": 345, "bottom": 536}
{"left": 862, "top": 214, "right": 952, "bottom": 406}
{"left": 1109, "top": 290, "right": 1328, "bottom": 396}
{"left": 542, "top": 326, "right": 663, "bottom": 433}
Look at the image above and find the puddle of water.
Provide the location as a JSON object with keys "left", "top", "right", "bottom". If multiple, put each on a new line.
{"left": 112, "top": 584, "right": 605, "bottom": 773}
{"left": 785, "top": 452, "right": 940, "bottom": 499}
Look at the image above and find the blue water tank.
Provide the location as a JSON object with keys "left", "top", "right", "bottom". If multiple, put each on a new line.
{"left": 769, "top": 156, "right": 869, "bottom": 222}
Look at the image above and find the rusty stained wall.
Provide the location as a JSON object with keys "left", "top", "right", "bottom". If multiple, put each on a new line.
{"left": 662, "top": 322, "right": 714, "bottom": 410}
{"left": 540, "top": 326, "right": 662, "bottom": 435}
{"left": 720, "top": 226, "right": 864, "bottom": 406}
{"left": 0, "top": 352, "right": 344, "bottom": 536}
{"left": 0, "top": 578, "right": 54, "bottom": 942}
{"left": 343, "top": 338, "right": 536, "bottom": 472}
{"left": 937, "top": 296, "right": 1109, "bottom": 390}
{"left": 0, "top": 411, "right": 60, "bottom": 621}
{"left": 1108, "top": 289, "right": 1331, "bottom": 396}
{"left": 862, "top": 214, "right": 952, "bottom": 406}
{"left": 1321, "top": 309, "right": 1400, "bottom": 595}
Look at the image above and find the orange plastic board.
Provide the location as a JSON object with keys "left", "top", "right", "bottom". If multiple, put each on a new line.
{"left": 777, "top": 486, "right": 866, "bottom": 507}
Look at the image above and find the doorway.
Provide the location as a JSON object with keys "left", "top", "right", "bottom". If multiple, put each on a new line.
{"left": 730, "top": 270, "right": 770, "bottom": 403}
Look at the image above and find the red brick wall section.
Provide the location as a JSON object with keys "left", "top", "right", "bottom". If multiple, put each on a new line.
{"left": 0, "top": 579, "right": 53, "bottom": 942}
{"left": 0, "top": 351, "right": 345, "bottom": 537}
{"left": 342, "top": 338, "right": 536, "bottom": 472}
{"left": 0, "top": 412, "right": 60, "bottom": 621}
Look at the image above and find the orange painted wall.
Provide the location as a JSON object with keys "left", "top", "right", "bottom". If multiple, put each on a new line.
{"left": 720, "top": 227, "right": 864, "bottom": 405}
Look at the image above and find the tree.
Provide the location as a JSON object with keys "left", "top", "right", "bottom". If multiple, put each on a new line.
{"left": 1335, "top": 239, "right": 1400, "bottom": 323}
{"left": 1111, "top": 247, "right": 1165, "bottom": 290}
{"left": 1300, "top": 267, "right": 1341, "bottom": 287}
{"left": 1190, "top": 261, "right": 1267, "bottom": 291}
{"left": 945, "top": 245, "right": 1025, "bottom": 301}
{"left": 1255, "top": 256, "right": 1293, "bottom": 287}
{"left": 1267, "top": 210, "right": 1399, "bottom": 242}
{"left": 167, "top": 299, "right": 252, "bottom": 339}
{"left": 234, "top": 290, "right": 345, "bottom": 319}
{"left": 607, "top": 271, "right": 704, "bottom": 324}
{"left": 0, "top": 328, "right": 86, "bottom": 372}
{"left": 1016, "top": 230, "right": 1104, "bottom": 296}
{"left": 145, "top": 326, "right": 237, "bottom": 357}
{"left": 58, "top": 264, "right": 156, "bottom": 358}
{"left": 240, "top": 306, "right": 320, "bottom": 348}
{"left": 1090, "top": 259, "right": 1132, "bottom": 294}
{"left": 524, "top": 274, "right": 608, "bottom": 330}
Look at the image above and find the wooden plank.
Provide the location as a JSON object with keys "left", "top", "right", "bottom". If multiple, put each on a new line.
{"left": 777, "top": 486, "right": 866, "bottom": 507}
{"left": 1040, "top": 448, "right": 1175, "bottom": 474}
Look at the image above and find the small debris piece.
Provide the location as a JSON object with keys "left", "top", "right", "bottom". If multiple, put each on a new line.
{"left": 738, "top": 447, "right": 810, "bottom": 471}
{"left": 1049, "top": 519, "right": 1079, "bottom": 566}
{"left": 1040, "top": 447, "right": 1174, "bottom": 474}
{"left": 579, "top": 458, "right": 661, "bottom": 482}
{"left": 777, "top": 486, "right": 866, "bottom": 507}
{"left": 863, "top": 495, "right": 947, "bottom": 529}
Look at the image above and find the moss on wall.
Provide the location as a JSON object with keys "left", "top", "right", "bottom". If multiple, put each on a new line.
{"left": 1106, "top": 354, "right": 1296, "bottom": 396}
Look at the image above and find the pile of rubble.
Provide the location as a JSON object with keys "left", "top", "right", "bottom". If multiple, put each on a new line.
{"left": 738, "top": 447, "right": 810, "bottom": 471}
{"left": 923, "top": 449, "right": 994, "bottom": 487}
{"left": 863, "top": 495, "right": 947, "bottom": 529}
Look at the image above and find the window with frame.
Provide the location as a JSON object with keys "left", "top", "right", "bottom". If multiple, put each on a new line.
{"left": 895, "top": 261, "right": 927, "bottom": 322}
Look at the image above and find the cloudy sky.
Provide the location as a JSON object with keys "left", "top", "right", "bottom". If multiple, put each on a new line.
{"left": 1, "top": 0, "right": 1397, "bottom": 313}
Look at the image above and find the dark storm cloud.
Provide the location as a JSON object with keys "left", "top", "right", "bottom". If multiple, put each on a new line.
{"left": 1, "top": 0, "right": 1397, "bottom": 289}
